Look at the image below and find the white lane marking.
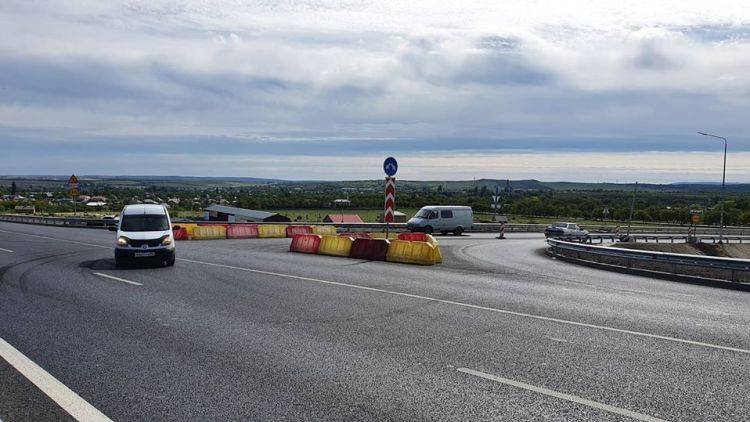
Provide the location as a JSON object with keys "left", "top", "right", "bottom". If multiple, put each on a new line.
{"left": 178, "top": 257, "right": 750, "bottom": 355}
{"left": 0, "top": 247, "right": 13, "bottom": 253}
{"left": 0, "top": 337, "right": 113, "bottom": 422}
{"left": 93, "top": 272, "right": 143, "bottom": 286}
{"left": 458, "top": 367, "right": 668, "bottom": 422}
{"left": 1, "top": 229, "right": 747, "bottom": 355}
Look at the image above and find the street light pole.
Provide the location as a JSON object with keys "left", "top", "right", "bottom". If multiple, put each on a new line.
{"left": 698, "top": 131, "right": 727, "bottom": 243}
{"left": 627, "top": 181, "right": 638, "bottom": 238}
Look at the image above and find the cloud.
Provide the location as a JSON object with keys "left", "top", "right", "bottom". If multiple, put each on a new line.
{"left": 1, "top": 0, "right": 750, "bottom": 180}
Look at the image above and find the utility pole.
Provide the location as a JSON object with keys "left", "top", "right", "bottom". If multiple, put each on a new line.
{"left": 698, "top": 132, "right": 727, "bottom": 243}
{"left": 626, "top": 182, "right": 638, "bottom": 238}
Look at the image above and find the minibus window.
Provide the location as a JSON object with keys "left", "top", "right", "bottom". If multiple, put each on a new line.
{"left": 121, "top": 214, "right": 169, "bottom": 232}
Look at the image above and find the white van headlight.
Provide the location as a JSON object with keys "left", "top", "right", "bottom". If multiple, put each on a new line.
{"left": 161, "top": 236, "right": 173, "bottom": 246}
{"left": 117, "top": 236, "right": 129, "bottom": 246}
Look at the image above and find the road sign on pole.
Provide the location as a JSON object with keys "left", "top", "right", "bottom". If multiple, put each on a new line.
{"left": 383, "top": 158, "right": 398, "bottom": 237}
{"left": 68, "top": 174, "right": 79, "bottom": 215}
{"left": 383, "top": 157, "right": 398, "bottom": 177}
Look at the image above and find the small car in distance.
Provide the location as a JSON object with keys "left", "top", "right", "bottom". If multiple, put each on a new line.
{"left": 110, "top": 204, "right": 175, "bottom": 267}
{"left": 544, "top": 222, "right": 589, "bottom": 239}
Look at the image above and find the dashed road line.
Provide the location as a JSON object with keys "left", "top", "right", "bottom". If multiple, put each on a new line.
{"left": 93, "top": 272, "right": 143, "bottom": 286}
{"left": 0, "top": 337, "right": 112, "bottom": 422}
{"left": 458, "top": 367, "right": 668, "bottom": 422}
{"left": 0, "top": 247, "right": 13, "bottom": 253}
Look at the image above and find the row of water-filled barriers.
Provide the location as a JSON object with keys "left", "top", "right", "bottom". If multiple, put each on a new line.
{"left": 289, "top": 232, "right": 443, "bottom": 266}
{"left": 171, "top": 223, "right": 442, "bottom": 266}
{"left": 171, "top": 223, "right": 338, "bottom": 240}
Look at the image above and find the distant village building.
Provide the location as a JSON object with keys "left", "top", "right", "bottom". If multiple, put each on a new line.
{"left": 204, "top": 205, "right": 291, "bottom": 223}
{"left": 85, "top": 194, "right": 107, "bottom": 207}
{"left": 323, "top": 214, "right": 363, "bottom": 224}
{"left": 333, "top": 199, "right": 352, "bottom": 207}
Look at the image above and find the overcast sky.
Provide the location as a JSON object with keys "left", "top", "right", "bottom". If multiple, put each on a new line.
{"left": 2, "top": 1, "right": 750, "bottom": 181}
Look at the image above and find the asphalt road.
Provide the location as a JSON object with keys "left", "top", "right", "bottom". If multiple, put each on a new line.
{"left": 1, "top": 222, "right": 748, "bottom": 421}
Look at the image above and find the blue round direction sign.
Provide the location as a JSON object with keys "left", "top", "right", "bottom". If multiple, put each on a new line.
{"left": 383, "top": 157, "right": 398, "bottom": 176}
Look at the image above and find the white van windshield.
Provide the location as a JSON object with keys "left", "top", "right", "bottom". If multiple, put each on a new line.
{"left": 121, "top": 214, "right": 169, "bottom": 232}
{"left": 415, "top": 209, "right": 432, "bottom": 218}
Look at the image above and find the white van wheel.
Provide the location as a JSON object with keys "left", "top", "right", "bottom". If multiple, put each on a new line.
{"left": 424, "top": 226, "right": 433, "bottom": 234}
{"left": 453, "top": 227, "right": 464, "bottom": 236}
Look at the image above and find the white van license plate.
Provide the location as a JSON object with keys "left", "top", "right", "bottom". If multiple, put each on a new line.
{"left": 134, "top": 252, "right": 155, "bottom": 257}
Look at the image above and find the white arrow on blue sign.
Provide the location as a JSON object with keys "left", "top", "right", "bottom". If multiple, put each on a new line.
{"left": 383, "top": 157, "right": 398, "bottom": 176}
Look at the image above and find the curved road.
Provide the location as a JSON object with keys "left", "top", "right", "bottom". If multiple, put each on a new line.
{"left": 0, "top": 222, "right": 748, "bottom": 421}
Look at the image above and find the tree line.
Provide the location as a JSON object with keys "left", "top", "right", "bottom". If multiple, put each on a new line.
{"left": 1, "top": 183, "right": 748, "bottom": 225}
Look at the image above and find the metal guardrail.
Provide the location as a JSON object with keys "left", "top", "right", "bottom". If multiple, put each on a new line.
{"left": 0, "top": 214, "right": 117, "bottom": 228}
{"left": 583, "top": 233, "right": 750, "bottom": 244}
{"left": 547, "top": 237, "right": 750, "bottom": 283}
{"left": 0, "top": 213, "right": 745, "bottom": 236}
{"left": 0, "top": 215, "right": 536, "bottom": 233}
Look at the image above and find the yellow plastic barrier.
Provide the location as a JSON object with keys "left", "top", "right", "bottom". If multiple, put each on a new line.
{"left": 192, "top": 225, "right": 227, "bottom": 240}
{"left": 425, "top": 234, "right": 443, "bottom": 264}
{"left": 370, "top": 232, "right": 400, "bottom": 240}
{"left": 386, "top": 240, "right": 438, "bottom": 265}
{"left": 318, "top": 235, "right": 353, "bottom": 257}
{"left": 173, "top": 223, "right": 199, "bottom": 239}
{"left": 258, "top": 224, "right": 288, "bottom": 238}
{"left": 311, "top": 225, "right": 337, "bottom": 236}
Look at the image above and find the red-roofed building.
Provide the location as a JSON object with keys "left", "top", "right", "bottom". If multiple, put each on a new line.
{"left": 323, "top": 214, "right": 364, "bottom": 224}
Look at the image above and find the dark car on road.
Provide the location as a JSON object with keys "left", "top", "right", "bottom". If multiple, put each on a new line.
{"left": 544, "top": 222, "right": 589, "bottom": 239}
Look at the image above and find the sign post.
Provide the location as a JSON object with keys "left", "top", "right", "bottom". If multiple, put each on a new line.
{"left": 689, "top": 209, "right": 703, "bottom": 243}
{"left": 383, "top": 157, "right": 398, "bottom": 237}
{"left": 68, "top": 174, "right": 79, "bottom": 217}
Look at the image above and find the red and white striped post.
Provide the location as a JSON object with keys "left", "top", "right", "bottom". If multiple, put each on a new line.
{"left": 496, "top": 223, "right": 506, "bottom": 239}
{"left": 384, "top": 177, "right": 396, "bottom": 236}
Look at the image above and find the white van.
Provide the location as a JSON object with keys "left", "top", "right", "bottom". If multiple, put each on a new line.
{"left": 110, "top": 204, "right": 175, "bottom": 267}
{"left": 406, "top": 206, "right": 473, "bottom": 235}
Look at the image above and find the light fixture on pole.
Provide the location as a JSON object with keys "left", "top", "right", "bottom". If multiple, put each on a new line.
{"left": 697, "top": 131, "right": 727, "bottom": 244}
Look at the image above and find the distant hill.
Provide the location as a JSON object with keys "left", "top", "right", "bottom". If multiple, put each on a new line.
{"left": 2, "top": 175, "right": 750, "bottom": 193}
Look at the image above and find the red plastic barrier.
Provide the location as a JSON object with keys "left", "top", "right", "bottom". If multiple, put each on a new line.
{"left": 290, "top": 234, "right": 322, "bottom": 254}
{"left": 173, "top": 227, "right": 189, "bottom": 241}
{"left": 339, "top": 232, "right": 372, "bottom": 239}
{"left": 349, "top": 238, "right": 390, "bottom": 261}
{"left": 227, "top": 224, "right": 260, "bottom": 239}
{"left": 286, "top": 225, "right": 313, "bottom": 237}
{"left": 398, "top": 233, "right": 429, "bottom": 242}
